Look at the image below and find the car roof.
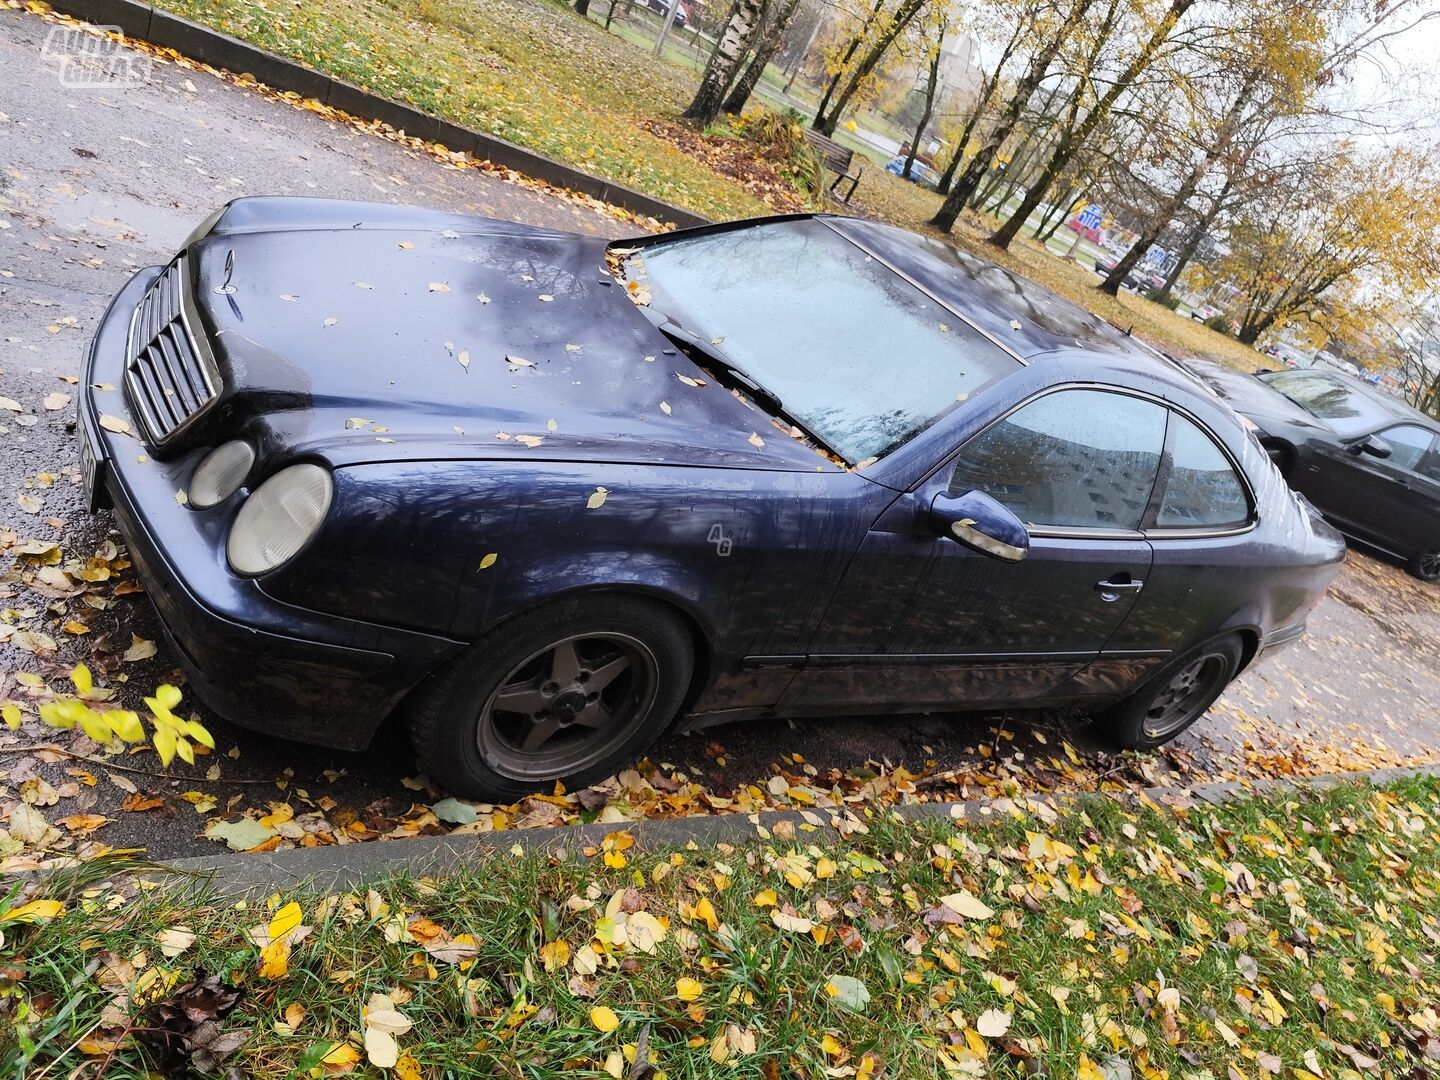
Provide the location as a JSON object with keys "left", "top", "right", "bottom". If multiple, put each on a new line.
{"left": 819, "top": 216, "right": 1157, "bottom": 363}
{"left": 1188, "top": 357, "right": 1439, "bottom": 433}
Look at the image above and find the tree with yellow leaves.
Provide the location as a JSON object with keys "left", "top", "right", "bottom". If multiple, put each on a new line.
{"left": 1215, "top": 147, "right": 1440, "bottom": 347}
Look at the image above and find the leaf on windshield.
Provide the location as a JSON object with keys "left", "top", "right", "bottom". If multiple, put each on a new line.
{"left": 676, "top": 374, "right": 705, "bottom": 388}
{"left": 516, "top": 435, "right": 543, "bottom": 448}
{"left": 457, "top": 350, "right": 470, "bottom": 371}
{"left": 476, "top": 292, "right": 491, "bottom": 304}
{"left": 429, "top": 282, "right": 450, "bottom": 293}
{"left": 506, "top": 355, "right": 536, "bottom": 369}
{"left": 659, "top": 401, "right": 671, "bottom": 415}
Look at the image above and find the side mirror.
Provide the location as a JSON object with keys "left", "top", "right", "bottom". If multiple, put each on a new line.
{"left": 1349, "top": 435, "right": 1393, "bottom": 459}
{"left": 929, "top": 490, "right": 1029, "bottom": 562}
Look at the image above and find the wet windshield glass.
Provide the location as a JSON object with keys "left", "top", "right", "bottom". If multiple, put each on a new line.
{"left": 627, "top": 220, "right": 1021, "bottom": 463}
{"left": 1259, "top": 370, "right": 1390, "bottom": 437}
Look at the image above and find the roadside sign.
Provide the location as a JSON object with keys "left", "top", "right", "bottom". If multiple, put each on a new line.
{"left": 1077, "top": 205, "right": 1103, "bottom": 230}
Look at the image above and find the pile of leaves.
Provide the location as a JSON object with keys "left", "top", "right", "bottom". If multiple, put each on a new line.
{"left": 4, "top": 775, "right": 1440, "bottom": 1077}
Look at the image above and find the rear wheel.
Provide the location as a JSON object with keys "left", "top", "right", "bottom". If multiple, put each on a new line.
{"left": 1409, "top": 549, "right": 1440, "bottom": 582}
{"left": 1098, "top": 635, "right": 1243, "bottom": 750}
{"left": 405, "top": 595, "right": 693, "bottom": 801}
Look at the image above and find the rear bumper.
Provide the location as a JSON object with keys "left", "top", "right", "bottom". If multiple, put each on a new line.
{"left": 81, "top": 267, "right": 463, "bottom": 750}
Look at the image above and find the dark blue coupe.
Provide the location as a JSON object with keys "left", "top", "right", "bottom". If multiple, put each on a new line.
{"left": 81, "top": 200, "right": 1344, "bottom": 799}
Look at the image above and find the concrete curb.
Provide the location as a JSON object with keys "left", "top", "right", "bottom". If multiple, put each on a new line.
{"left": 45, "top": 0, "right": 712, "bottom": 229}
{"left": 161, "top": 762, "right": 1440, "bottom": 898}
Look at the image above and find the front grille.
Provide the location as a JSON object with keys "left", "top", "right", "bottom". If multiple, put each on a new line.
{"left": 125, "top": 254, "right": 218, "bottom": 444}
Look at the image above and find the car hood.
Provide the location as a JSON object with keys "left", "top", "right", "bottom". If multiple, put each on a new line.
{"left": 1181, "top": 360, "right": 1333, "bottom": 434}
{"left": 183, "top": 199, "right": 839, "bottom": 473}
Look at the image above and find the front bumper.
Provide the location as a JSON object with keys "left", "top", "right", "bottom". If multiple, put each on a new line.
{"left": 80, "top": 267, "right": 464, "bottom": 750}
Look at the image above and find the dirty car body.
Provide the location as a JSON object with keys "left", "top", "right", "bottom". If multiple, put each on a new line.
{"left": 80, "top": 200, "right": 1345, "bottom": 797}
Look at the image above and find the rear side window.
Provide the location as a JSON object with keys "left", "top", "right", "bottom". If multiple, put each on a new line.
{"left": 1155, "top": 414, "right": 1251, "bottom": 530}
{"left": 949, "top": 389, "right": 1166, "bottom": 530}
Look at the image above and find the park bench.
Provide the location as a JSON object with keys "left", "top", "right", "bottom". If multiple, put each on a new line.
{"left": 803, "top": 129, "right": 862, "bottom": 204}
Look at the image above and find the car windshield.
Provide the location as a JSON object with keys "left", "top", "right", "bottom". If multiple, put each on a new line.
{"left": 623, "top": 219, "right": 1021, "bottom": 463}
{"left": 1258, "top": 369, "right": 1392, "bottom": 437}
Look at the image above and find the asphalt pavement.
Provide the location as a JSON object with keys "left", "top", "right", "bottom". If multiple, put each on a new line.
{"left": 1, "top": 7, "right": 1437, "bottom": 862}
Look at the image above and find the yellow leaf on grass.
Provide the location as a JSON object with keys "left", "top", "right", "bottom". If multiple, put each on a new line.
{"left": 157, "top": 926, "right": 195, "bottom": 957}
{"left": 976, "top": 1008, "right": 1011, "bottom": 1037}
{"left": 939, "top": 889, "right": 994, "bottom": 920}
{"left": 539, "top": 940, "right": 570, "bottom": 971}
{"left": 269, "top": 901, "right": 304, "bottom": 942}
{"left": 693, "top": 896, "right": 719, "bottom": 931}
{"left": 259, "top": 938, "right": 290, "bottom": 979}
{"left": 0, "top": 898, "right": 64, "bottom": 923}
{"left": 590, "top": 1005, "right": 620, "bottom": 1033}
{"left": 364, "top": 1027, "right": 398, "bottom": 1068}
{"left": 321, "top": 1041, "right": 362, "bottom": 1072}
{"left": 752, "top": 889, "right": 777, "bottom": 908}
{"left": 676, "top": 977, "right": 703, "bottom": 1001}
{"left": 394, "top": 1052, "right": 424, "bottom": 1080}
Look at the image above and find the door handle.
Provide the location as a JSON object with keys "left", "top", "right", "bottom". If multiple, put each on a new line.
{"left": 1095, "top": 577, "right": 1144, "bottom": 602}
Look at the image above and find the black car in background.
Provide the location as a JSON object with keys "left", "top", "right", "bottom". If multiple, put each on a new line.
{"left": 1183, "top": 359, "right": 1440, "bottom": 580}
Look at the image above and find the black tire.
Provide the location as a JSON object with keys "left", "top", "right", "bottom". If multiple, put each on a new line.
{"left": 405, "top": 595, "right": 693, "bottom": 801}
{"left": 1098, "top": 635, "right": 1244, "bottom": 750}
{"left": 1409, "top": 549, "right": 1440, "bottom": 582}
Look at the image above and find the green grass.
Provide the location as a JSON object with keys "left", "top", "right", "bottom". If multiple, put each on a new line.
{"left": 6, "top": 776, "right": 1440, "bottom": 1077}
{"left": 150, "top": 0, "right": 775, "bottom": 221}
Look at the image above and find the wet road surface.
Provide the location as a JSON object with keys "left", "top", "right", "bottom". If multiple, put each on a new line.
{"left": 1, "top": 7, "right": 1436, "bottom": 861}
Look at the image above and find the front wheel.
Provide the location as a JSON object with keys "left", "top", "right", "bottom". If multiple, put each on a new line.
{"left": 405, "top": 595, "right": 694, "bottom": 801}
{"left": 1098, "top": 635, "right": 1244, "bottom": 750}
{"left": 1409, "top": 549, "right": 1440, "bottom": 582}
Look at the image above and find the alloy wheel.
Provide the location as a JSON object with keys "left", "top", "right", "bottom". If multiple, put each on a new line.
{"left": 475, "top": 632, "right": 659, "bottom": 781}
{"left": 1418, "top": 550, "right": 1440, "bottom": 581}
{"left": 1142, "top": 653, "right": 1228, "bottom": 740}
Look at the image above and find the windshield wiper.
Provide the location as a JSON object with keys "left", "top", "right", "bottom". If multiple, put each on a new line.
{"left": 653, "top": 321, "right": 847, "bottom": 463}
{"left": 656, "top": 321, "right": 786, "bottom": 414}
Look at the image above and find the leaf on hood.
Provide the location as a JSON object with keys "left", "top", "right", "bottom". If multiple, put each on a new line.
{"left": 586, "top": 486, "right": 609, "bottom": 510}
{"left": 748, "top": 432, "right": 765, "bottom": 449}
{"left": 505, "top": 354, "right": 536, "bottom": 368}
{"left": 458, "top": 350, "right": 470, "bottom": 371}
{"left": 477, "top": 553, "right": 498, "bottom": 572}
{"left": 98, "top": 414, "right": 132, "bottom": 436}
{"left": 428, "top": 282, "right": 450, "bottom": 293}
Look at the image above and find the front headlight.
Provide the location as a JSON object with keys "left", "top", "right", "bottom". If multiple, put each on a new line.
{"left": 189, "top": 440, "right": 255, "bottom": 509}
{"left": 227, "top": 463, "right": 333, "bottom": 575}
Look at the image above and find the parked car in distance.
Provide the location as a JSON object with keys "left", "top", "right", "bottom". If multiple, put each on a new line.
{"left": 1181, "top": 358, "right": 1440, "bottom": 580}
{"left": 1314, "top": 353, "right": 1362, "bottom": 378}
{"left": 81, "top": 201, "right": 1346, "bottom": 799}
{"left": 883, "top": 155, "right": 942, "bottom": 190}
{"left": 1093, "top": 252, "right": 1165, "bottom": 292}
{"left": 643, "top": 0, "right": 688, "bottom": 25}
{"left": 1190, "top": 302, "right": 1222, "bottom": 322}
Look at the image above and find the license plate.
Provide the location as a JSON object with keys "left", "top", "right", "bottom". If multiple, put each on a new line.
{"left": 79, "top": 412, "right": 106, "bottom": 513}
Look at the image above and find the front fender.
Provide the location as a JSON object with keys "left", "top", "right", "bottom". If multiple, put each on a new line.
{"left": 261, "top": 460, "right": 882, "bottom": 661}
